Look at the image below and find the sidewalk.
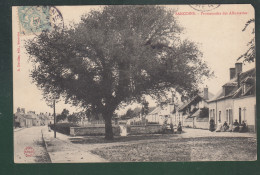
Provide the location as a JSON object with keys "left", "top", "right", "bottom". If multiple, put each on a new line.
{"left": 41, "top": 127, "right": 108, "bottom": 163}
{"left": 179, "top": 128, "right": 256, "bottom": 138}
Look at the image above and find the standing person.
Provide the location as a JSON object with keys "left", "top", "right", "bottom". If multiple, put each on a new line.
{"left": 177, "top": 122, "right": 182, "bottom": 134}
{"left": 170, "top": 123, "right": 174, "bottom": 134}
{"left": 209, "top": 119, "right": 215, "bottom": 132}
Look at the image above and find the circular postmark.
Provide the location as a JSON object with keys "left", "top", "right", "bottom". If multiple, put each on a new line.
{"left": 49, "top": 6, "right": 64, "bottom": 31}
{"left": 24, "top": 146, "right": 34, "bottom": 157}
{"left": 189, "top": 4, "right": 221, "bottom": 12}
{"left": 18, "top": 6, "right": 64, "bottom": 36}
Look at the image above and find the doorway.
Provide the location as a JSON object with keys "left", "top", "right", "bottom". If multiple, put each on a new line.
{"left": 239, "top": 108, "right": 242, "bottom": 124}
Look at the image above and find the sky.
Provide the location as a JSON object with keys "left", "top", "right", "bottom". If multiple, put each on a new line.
{"left": 12, "top": 4, "right": 255, "bottom": 115}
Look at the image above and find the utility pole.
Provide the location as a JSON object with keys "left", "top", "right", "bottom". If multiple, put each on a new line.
{"left": 53, "top": 99, "right": 56, "bottom": 138}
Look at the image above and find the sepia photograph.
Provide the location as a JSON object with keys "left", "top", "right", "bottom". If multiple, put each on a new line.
{"left": 12, "top": 4, "right": 256, "bottom": 163}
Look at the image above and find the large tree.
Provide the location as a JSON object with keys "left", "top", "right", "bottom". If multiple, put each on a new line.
{"left": 26, "top": 5, "right": 211, "bottom": 139}
{"left": 238, "top": 18, "right": 255, "bottom": 63}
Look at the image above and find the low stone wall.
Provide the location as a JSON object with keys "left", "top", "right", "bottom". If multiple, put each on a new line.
{"left": 70, "top": 124, "right": 163, "bottom": 136}
{"left": 70, "top": 125, "right": 120, "bottom": 136}
{"left": 183, "top": 118, "right": 209, "bottom": 129}
{"left": 194, "top": 118, "right": 209, "bottom": 129}
{"left": 194, "top": 120, "right": 209, "bottom": 129}
{"left": 183, "top": 118, "right": 193, "bottom": 128}
{"left": 129, "top": 124, "right": 162, "bottom": 135}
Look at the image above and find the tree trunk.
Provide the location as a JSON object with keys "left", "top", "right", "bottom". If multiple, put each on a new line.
{"left": 104, "top": 113, "right": 114, "bottom": 140}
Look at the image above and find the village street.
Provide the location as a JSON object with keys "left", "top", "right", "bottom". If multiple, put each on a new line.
{"left": 12, "top": 124, "right": 257, "bottom": 163}
{"left": 14, "top": 126, "right": 51, "bottom": 163}
{"left": 39, "top": 127, "right": 256, "bottom": 162}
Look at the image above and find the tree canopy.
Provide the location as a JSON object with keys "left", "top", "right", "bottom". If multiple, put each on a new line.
{"left": 238, "top": 18, "right": 255, "bottom": 63}
{"left": 56, "top": 108, "right": 69, "bottom": 122}
{"left": 121, "top": 107, "right": 141, "bottom": 120}
{"left": 25, "top": 5, "right": 211, "bottom": 139}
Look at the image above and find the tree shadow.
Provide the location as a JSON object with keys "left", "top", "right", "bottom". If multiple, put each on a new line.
{"left": 69, "top": 134, "right": 178, "bottom": 144}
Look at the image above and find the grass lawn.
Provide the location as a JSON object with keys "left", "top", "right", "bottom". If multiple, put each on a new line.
{"left": 91, "top": 137, "right": 257, "bottom": 162}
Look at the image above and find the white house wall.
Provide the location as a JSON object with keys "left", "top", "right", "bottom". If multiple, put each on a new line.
{"left": 233, "top": 95, "right": 256, "bottom": 131}
{"left": 208, "top": 98, "right": 233, "bottom": 125}
{"left": 208, "top": 95, "right": 256, "bottom": 132}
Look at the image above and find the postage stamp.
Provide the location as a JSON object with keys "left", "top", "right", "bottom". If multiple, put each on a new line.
{"left": 17, "top": 6, "right": 64, "bottom": 35}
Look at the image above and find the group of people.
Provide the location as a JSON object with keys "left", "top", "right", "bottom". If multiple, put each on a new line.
{"left": 210, "top": 119, "right": 248, "bottom": 132}
{"left": 170, "top": 122, "right": 182, "bottom": 134}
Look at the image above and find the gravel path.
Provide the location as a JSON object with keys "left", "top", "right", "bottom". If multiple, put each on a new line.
{"left": 14, "top": 126, "right": 51, "bottom": 163}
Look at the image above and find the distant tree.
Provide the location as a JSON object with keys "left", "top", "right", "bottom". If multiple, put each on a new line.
{"left": 125, "top": 109, "right": 135, "bottom": 118}
{"left": 56, "top": 108, "right": 69, "bottom": 122}
{"left": 67, "top": 114, "right": 80, "bottom": 123}
{"left": 61, "top": 109, "right": 69, "bottom": 116}
{"left": 122, "top": 109, "right": 136, "bottom": 119}
{"left": 121, "top": 109, "right": 132, "bottom": 120}
{"left": 141, "top": 100, "right": 149, "bottom": 116}
{"left": 121, "top": 107, "right": 142, "bottom": 120}
{"left": 238, "top": 18, "right": 255, "bottom": 63}
{"left": 25, "top": 5, "right": 212, "bottom": 139}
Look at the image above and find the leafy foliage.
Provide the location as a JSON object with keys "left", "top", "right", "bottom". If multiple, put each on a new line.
{"left": 50, "top": 123, "right": 79, "bottom": 135}
{"left": 56, "top": 108, "right": 69, "bottom": 122}
{"left": 121, "top": 108, "right": 141, "bottom": 120}
{"left": 238, "top": 18, "right": 255, "bottom": 63}
{"left": 25, "top": 6, "right": 211, "bottom": 139}
{"left": 67, "top": 114, "right": 81, "bottom": 123}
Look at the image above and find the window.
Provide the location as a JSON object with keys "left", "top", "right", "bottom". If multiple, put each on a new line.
{"left": 219, "top": 111, "right": 221, "bottom": 122}
{"left": 210, "top": 109, "right": 215, "bottom": 120}
{"left": 225, "top": 109, "right": 233, "bottom": 124}
{"left": 239, "top": 108, "right": 242, "bottom": 124}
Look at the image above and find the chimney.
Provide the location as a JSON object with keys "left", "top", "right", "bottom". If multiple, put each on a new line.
{"left": 21, "top": 108, "right": 25, "bottom": 113}
{"left": 235, "top": 63, "right": 242, "bottom": 76}
{"left": 203, "top": 87, "right": 208, "bottom": 100}
{"left": 235, "top": 63, "right": 242, "bottom": 88}
{"left": 229, "top": 68, "right": 236, "bottom": 80}
{"left": 237, "top": 73, "right": 241, "bottom": 88}
{"left": 17, "top": 107, "right": 20, "bottom": 113}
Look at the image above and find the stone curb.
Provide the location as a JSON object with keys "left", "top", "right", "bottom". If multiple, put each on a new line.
{"left": 41, "top": 129, "right": 52, "bottom": 163}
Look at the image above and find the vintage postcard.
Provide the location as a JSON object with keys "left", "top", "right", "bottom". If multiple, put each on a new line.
{"left": 12, "top": 4, "right": 256, "bottom": 163}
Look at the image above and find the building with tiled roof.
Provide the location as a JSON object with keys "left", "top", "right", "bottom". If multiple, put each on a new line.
{"left": 175, "top": 87, "right": 215, "bottom": 129}
{"left": 208, "top": 63, "right": 256, "bottom": 132}
{"left": 146, "top": 103, "right": 174, "bottom": 125}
